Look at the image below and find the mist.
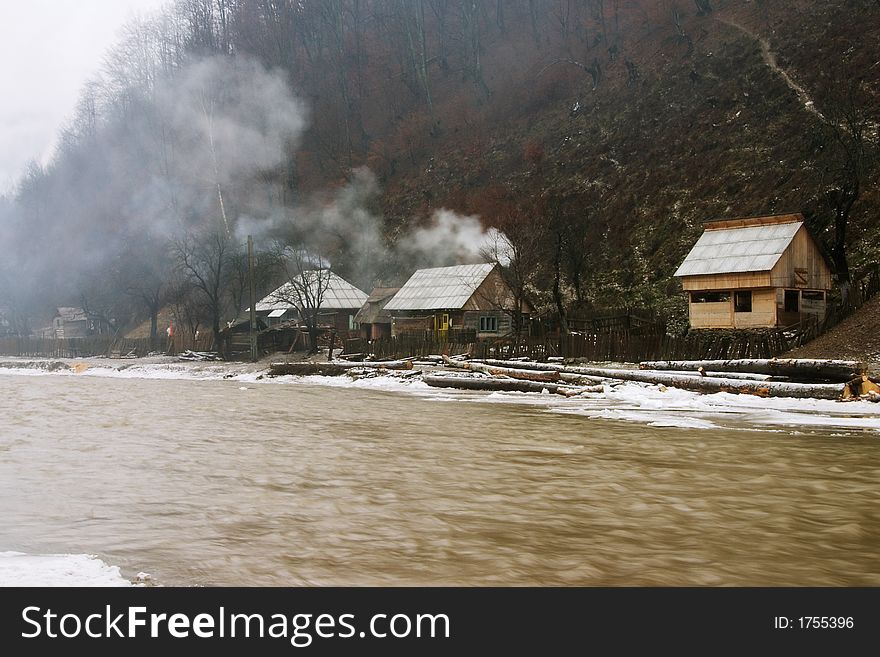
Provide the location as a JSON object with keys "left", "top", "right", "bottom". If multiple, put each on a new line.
{"left": 0, "top": 52, "right": 308, "bottom": 330}
{"left": 0, "top": 24, "right": 502, "bottom": 333}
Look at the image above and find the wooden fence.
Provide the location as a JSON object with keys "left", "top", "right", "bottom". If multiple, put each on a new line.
{"left": 345, "top": 329, "right": 792, "bottom": 363}
{"left": 0, "top": 333, "right": 214, "bottom": 359}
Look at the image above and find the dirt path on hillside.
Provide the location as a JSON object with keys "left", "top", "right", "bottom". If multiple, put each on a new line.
{"left": 715, "top": 16, "right": 828, "bottom": 124}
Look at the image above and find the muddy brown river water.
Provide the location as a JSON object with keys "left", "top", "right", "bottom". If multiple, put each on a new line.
{"left": 1, "top": 372, "right": 878, "bottom": 585}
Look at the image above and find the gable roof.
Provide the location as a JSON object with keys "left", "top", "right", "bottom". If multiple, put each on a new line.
{"left": 674, "top": 216, "right": 803, "bottom": 278}
{"left": 354, "top": 287, "right": 401, "bottom": 324}
{"left": 384, "top": 263, "right": 496, "bottom": 311}
{"left": 56, "top": 307, "right": 88, "bottom": 322}
{"left": 256, "top": 270, "right": 368, "bottom": 312}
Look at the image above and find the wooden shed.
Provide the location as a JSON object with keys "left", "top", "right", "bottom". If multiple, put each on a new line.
{"left": 674, "top": 213, "right": 833, "bottom": 329}
{"left": 384, "top": 263, "right": 531, "bottom": 339}
{"left": 354, "top": 287, "right": 400, "bottom": 340}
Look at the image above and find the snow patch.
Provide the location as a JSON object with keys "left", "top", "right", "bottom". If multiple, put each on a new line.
{"left": 0, "top": 551, "right": 132, "bottom": 587}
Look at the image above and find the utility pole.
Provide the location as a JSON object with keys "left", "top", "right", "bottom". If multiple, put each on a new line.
{"left": 247, "top": 235, "right": 258, "bottom": 363}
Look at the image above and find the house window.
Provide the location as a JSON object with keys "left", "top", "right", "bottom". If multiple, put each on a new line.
{"left": 784, "top": 290, "right": 799, "bottom": 313}
{"left": 691, "top": 291, "right": 730, "bottom": 303}
{"left": 479, "top": 316, "right": 498, "bottom": 332}
{"left": 734, "top": 291, "right": 752, "bottom": 313}
{"left": 802, "top": 290, "right": 824, "bottom": 302}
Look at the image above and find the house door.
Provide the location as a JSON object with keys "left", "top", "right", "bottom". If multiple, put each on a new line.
{"left": 433, "top": 313, "right": 449, "bottom": 340}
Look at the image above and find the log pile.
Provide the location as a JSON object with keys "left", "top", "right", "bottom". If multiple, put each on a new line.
{"left": 639, "top": 359, "right": 865, "bottom": 382}
{"left": 426, "top": 356, "right": 605, "bottom": 397}
{"left": 268, "top": 360, "right": 413, "bottom": 377}
{"left": 443, "top": 357, "right": 879, "bottom": 401}
{"left": 423, "top": 375, "right": 603, "bottom": 396}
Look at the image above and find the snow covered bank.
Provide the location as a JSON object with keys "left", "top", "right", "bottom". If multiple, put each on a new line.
{"left": 0, "top": 552, "right": 132, "bottom": 587}
{"left": 2, "top": 357, "right": 879, "bottom": 434}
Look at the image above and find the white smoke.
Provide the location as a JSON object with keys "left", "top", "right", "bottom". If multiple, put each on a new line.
{"left": 402, "top": 209, "right": 504, "bottom": 268}
{"left": 156, "top": 56, "right": 307, "bottom": 189}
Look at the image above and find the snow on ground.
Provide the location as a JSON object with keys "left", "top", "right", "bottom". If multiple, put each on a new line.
{"left": 1, "top": 357, "right": 879, "bottom": 434}
{"left": 0, "top": 552, "right": 132, "bottom": 587}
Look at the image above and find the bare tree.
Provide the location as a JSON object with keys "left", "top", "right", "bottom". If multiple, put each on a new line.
{"left": 120, "top": 237, "right": 172, "bottom": 343}
{"left": 269, "top": 247, "right": 334, "bottom": 354}
{"left": 167, "top": 276, "right": 209, "bottom": 346}
{"left": 397, "top": 0, "right": 434, "bottom": 112}
{"left": 480, "top": 209, "right": 543, "bottom": 341}
{"left": 174, "top": 231, "right": 233, "bottom": 350}
{"left": 807, "top": 77, "right": 878, "bottom": 303}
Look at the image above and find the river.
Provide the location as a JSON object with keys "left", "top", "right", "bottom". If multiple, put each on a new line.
{"left": 1, "top": 369, "right": 879, "bottom": 586}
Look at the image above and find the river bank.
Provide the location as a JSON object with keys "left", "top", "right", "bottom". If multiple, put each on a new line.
{"left": 2, "top": 355, "right": 879, "bottom": 435}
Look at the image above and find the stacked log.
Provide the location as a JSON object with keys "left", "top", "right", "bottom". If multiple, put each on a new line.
{"left": 431, "top": 356, "right": 604, "bottom": 396}
{"left": 423, "top": 375, "right": 602, "bottom": 396}
{"left": 464, "top": 358, "right": 879, "bottom": 401}
{"left": 639, "top": 359, "right": 865, "bottom": 382}
{"left": 268, "top": 360, "right": 413, "bottom": 376}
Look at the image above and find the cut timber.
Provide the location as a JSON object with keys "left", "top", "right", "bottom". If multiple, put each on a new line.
{"left": 567, "top": 368, "right": 844, "bottom": 399}
{"left": 424, "top": 374, "right": 602, "bottom": 396}
{"left": 471, "top": 360, "right": 846, "bottom": 399}
{"left": 841, "top": 375, "right": 880, "bottom": 401}
{"left": 471, "top": 359, "right": 608, "bottom": 384}
{"left": 442, "top": 356, "right": 560, "bottom": 382}
{"left": 639, "top": 359, "right": 865, "bottom": 382}
{"left": 268, "top": 360, "right": 413, "bottom": 376}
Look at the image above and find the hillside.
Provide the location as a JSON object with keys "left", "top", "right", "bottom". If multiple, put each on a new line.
{"left": 369, "top": 0, "right": 880, "bottom": 311}
{"left": 787, "top": 296, "right": 880, "bottom": 368}
{"left": 0, "top": 0, "right": 877, "bottom": 335}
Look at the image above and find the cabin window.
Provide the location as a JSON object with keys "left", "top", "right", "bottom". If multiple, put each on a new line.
{"left": 802, "top": 291, "right": 824, "bottom": 302}
{"left": 784, "top": 290, "right": 799, "bottom": 313}
{"left": 690, "top": 291, "right": 730, "bottom": 303}
{"left": 479, "top": 316, "right": 499, "bottom": 332}
{"left": 734, "top": 291, "right": 752, "bottom": 313}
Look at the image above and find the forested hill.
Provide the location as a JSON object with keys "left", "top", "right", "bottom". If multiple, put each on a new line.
{"left": 0, "top": 0, "right": 878, "bottom": 334}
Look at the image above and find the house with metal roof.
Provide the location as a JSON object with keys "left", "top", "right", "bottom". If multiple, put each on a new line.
{"left": 384, "top": 263, "right": 531, "bottom": 339}
{"left": 674, "top": 213, "right": 832, "bottom": 329}
{"left": 255, "top": 270, "right": 369, "bottom": 334}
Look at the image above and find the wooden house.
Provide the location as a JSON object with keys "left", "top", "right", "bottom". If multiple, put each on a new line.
{"left": 384, "top": 263, "right": 531, "bottom": 339}
{"left": 255, "top": 270, "right": 369, "bottom": 335}
{"left": 674, "top": 213, "right": 833, "bottom": 329}
{"left": 52, "top": 307, "right": 93, "bottom": 338}
{"left": 354, "top": 287, "right": 400, "bottom": 340}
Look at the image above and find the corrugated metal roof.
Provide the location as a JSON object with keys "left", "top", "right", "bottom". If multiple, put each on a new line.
{"left": 256, "top": 270, "right": 368, "bottom": 312}
{"left": 674, "top": 222, "right": 801, "bottom": 277}
{"left": 384, "top": 263, "right": 496, "bottom": 311}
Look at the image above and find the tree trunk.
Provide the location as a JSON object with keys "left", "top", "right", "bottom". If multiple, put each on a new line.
{"left": 473, "top": 359, "right": 608, "bottom": 384}
{"left": 471, "top": 359, "right": 852, "bottom": 399}
{"left": 442, "top": 356, "right": 560, "bottom": 381}
{"left": 269, "top": 360, "right": 413, "bottom": 376}
{"left": 639, "top": 358, "right": 865, "bottom": 382}
{"left": 424, "top": 374, "right": 601, "bottom": 396}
